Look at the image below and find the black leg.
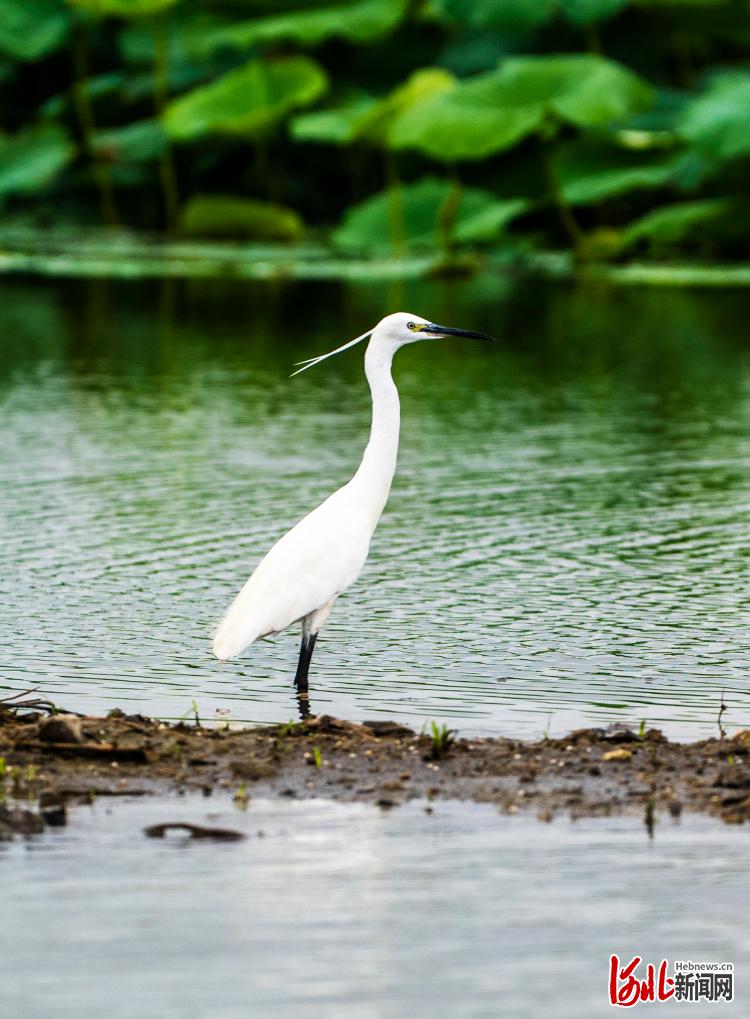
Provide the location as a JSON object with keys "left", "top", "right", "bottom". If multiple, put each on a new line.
{"left": 296, "top": 690, "right": 312, "bottom": 721}
{"left": 293, "top": 632, "right": 317, "bottom": 694}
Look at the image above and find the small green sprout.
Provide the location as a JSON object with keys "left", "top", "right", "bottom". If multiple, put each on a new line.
{"left": 312, "top": 746, "right": 322, "bottom": 769}
{"left": 179, "top": 700, "right": 201, "bottom": 726}
{"left": 428, "top": 721, "right": 454, "bottom": 760}
{"left": 233, "top": 783, "right": 249, "bottom": 807}
{"left": 0, "top": 757, "right": 5, "bottom": 779}
{"left": 10, "top": 767, "right": 22, "bottom": 797}
{"left": 272, "top": 720, "right": 302, "bottom": 753}
{"left": 638, "top": 719, "right": 647, "bottom": 740}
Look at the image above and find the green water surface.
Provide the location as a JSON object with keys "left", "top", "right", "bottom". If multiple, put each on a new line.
{"left": 1, "top": 273, "right": 748, "bottom": 737}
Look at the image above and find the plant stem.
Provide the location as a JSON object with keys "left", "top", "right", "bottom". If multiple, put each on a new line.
{"left": 541, "top": 138, "right": 585, "bottom": 254}
{"left": 583, "top": 21, "right": 602, "bottom": 55}
{"left": 254, "top": 138, "right": 281, "bottom": 204}
{"left": 70, "top": 24, "right": 119, "bottom": 227}
{"left": 152, "top": 14, "right": 179, "bottom": 232}
{"left": 437, "top": 169, "right": 462, "bottom": 259}
{"left": 384, "top": 152, "right": 405, "bottom": 257}
{"left": 717, "top": 688, "right": 727, "bottom": 740}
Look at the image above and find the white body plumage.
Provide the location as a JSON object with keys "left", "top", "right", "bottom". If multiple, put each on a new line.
{"left": 212, "top": 311, "right": 492, "bottom": 692}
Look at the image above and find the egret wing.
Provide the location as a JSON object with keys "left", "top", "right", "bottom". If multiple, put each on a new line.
{"left": 212, "top": 492, "right": 371, "bottom": 660}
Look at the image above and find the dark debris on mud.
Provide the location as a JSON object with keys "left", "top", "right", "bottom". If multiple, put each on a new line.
{"left": 2, "top": 704, "right": 750, "bottom": 838}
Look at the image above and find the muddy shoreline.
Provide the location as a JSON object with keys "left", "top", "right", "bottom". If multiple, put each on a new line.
{"left": 2, "top": 703, "right": 749, "bottom": 837}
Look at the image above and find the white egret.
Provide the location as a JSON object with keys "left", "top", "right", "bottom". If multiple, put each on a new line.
{"left": 212, "top": 311, "right": 493, "bottom": 706}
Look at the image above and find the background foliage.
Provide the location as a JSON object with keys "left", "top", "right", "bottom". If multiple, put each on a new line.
{"left": 1, "top": 0, "right": 749, "bottom": 261}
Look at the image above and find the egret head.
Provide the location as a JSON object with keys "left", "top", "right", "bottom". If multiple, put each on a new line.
{"left": 373, "top": 311, "right": 494, "bottom": 349}
{"left": 291, "top": 311, "right": 494, "bottom": 375}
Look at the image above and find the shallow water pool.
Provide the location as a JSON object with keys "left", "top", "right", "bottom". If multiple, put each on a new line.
{"left": 0, "top": 795, "right": 746, "bottom": 1018}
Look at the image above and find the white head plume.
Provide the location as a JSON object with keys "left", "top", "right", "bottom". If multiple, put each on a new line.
{"left": 290, "top": 329, "right": 372, "bottom": 377}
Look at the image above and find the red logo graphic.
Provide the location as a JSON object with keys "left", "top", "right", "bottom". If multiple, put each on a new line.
{"left": 609, "top": 956, "right": 675, "bottom": 1007}
{"left": 608, "top": 956, "right": 734, "bottom": 1006}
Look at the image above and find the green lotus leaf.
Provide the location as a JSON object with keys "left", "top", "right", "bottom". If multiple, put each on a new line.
{"left": 42, "top": 72, "right": 126, "bottom": 118}
{"left": 179, "top": 195, "right": 304, "bottom": 240}
{"left": 291, "top": 69, "right": 454, "bottom": 147}
{"left": 163, "top": 56, "right": 328, "bottom": 141}
{"left": 510, "top": 55, "right": 653, "bottom": 128}
{"left": 387, "top": 76, "right": 541, "bottom": 161}
{"left": 452, "top": 195, "right": 529, "bottom": 243}
{"left": 357, "top": 69, "right": 456, "bottom": 144}
{"left": 183, "top": 0, "right": 410, "bottom": 57}
{"left": 678, "top": 72, "right": 750, "bottom": 162}
{"left": 621, "top": 198, "right": 730, "bottom": 248}
{"left": 332, "top": 176, "right": 526, "bottom": 251}
{"left": 118, "top": 11, "right": 202, "bottom": 64}
{"left": 438, "top": 0, "right": 627, "bottom": 29}
{"left": 388, "top": 55, "right": 654, "bottom": 161}
{"left": 615, "top": 86, "right": 689, "bottom": 143}
{"left": 0, "top": 123, "right": 74, "bottom": 198}
{"left": 0, "top": 0, "right": 70, "bottom": 61}
{"left": 553, "top": 139, "right": 677, "bottom": 205}
{"left": 290, "top": 96, "right": 377, "bottom": 145}
{"left": 639, "top": 0, "right": 729, "bottom": 6}
{"left": 437, "top": 0, "right": 556, "bottom": 30}
{"left": 560, "top": 0, "right": 629, "bottom": 25}
{"left": 93, "top": 120, "right": 168, "bottom": 163}
{"left": 65, "top": 0, "right": 181, "bottom": 17}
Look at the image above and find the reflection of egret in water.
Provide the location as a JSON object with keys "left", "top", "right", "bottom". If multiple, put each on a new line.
{"left": 212, "top": 312, "right": 493, "bottom": 713}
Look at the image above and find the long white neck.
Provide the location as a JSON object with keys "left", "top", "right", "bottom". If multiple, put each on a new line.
{"left": 349, "top": 340, "right": 400, "bottom": 528}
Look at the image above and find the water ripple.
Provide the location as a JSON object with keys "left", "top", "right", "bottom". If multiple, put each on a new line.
{"left": 1, "top": 277, "right": 749, "bottom": 737}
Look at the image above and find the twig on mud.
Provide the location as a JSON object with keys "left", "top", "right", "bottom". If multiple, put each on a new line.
{"left": 0, "top": 686, "right": 41, "bottom": 703}
{"left": 644, "top": 796, "right": 655, "bottom": 839}
{"left": 13, "top": 740, "right": 147, "bottom": 762}
{"left": 0, "top": 688, "right": 60, "bottom": 716}
{"left": 144, "top": 822, "right": 245, "bottom": 841}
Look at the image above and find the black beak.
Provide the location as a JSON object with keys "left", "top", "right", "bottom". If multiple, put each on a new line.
{"left": 421, "top": 322, "right": 495, "bottom": 341}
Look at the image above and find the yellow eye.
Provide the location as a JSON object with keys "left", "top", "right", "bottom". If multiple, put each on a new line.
{"left": 407, "top": 321, "right": 418, "bottom": 331}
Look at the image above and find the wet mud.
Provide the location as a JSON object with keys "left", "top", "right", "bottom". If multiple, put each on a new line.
{"left": 2, "top": 704, "right": 749, "bottom": 838}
